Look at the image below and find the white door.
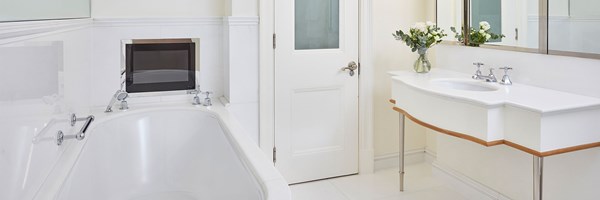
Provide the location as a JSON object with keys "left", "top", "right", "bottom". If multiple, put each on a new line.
{"left": 274, "top": 0, "right": 359, "bottom": 184}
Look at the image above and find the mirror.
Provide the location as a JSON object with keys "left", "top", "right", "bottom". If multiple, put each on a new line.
{"left": 0, "top": 0, "right": 90, "bottom": 22}
{"left": 438, "top": 0, "right": 600, "bottom": 59}
{"left": 469, "top": 0, "right": 539, "bottom": 49}
{"left": 437, "top": 0, "right": 464, "bottom": 42}
{"left": 549, "top": 0, "right": 600, "bottom": 56}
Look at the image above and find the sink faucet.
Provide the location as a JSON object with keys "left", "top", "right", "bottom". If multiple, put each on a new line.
{"left": 499, "top": 67, "right": 513, "bottom": 85}
{"left": 472, "top": 62, "right": 484, "bottom": 79}
{"left": 105, "top": 90, "right": 129, "bottom": 113}
{"left": 472, "top": 63, "right": 497, "bottom": 82}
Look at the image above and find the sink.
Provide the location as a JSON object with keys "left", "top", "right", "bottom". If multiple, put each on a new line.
{"left": 430, "top": 79, "right": 499, "bottom": 92}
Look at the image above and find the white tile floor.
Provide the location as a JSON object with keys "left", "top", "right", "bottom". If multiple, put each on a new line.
{"left": 290, "top": 162, "right": 468, "bottom": 200}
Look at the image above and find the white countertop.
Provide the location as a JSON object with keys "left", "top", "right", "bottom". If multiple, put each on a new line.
{"left": 389, "top": 69, "right": 600, "bottom": 114}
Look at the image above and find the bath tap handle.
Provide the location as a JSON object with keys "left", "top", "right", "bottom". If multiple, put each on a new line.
{"left": 71, "top": 114, "right": 95, "bottom": 140}
{"left": 58, "top": 114, "right": 95, "bottom": 145}
{"left": 76, "top": 115, "right": 95, "bottom": 140}
{"left": 203, "top": 91, "right": 213, "bottom": 106}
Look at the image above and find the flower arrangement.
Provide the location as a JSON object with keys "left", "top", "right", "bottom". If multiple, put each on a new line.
{"left": 393, "top": 21, "right": 447, "bottom": 73}
{"left": 451, "top": 21, "right": 505, "bottom": 46}
{"left": 393, "top": 21, "right": 447, "bottom": 53}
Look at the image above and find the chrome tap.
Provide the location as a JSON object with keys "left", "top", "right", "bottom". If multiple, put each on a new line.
{"left": 471, "top": 62, "right": 484, "bottom": 79}
{"left": 105, "top": 90, "right": 129, "bottom": 113}
{"left": 57, "top": 113, "right": 95, "bottom": 145}
{"left": 187, "top": 88, "right": 202, "bottom": 105}
{"left": 499, "top": 67, "right": 513, "bottom": 85}
{"left": 472, "top": 67, "right": 497, "bottom": 82}
{"left": 202, "top": 91, "right": 213, "bottom": 106}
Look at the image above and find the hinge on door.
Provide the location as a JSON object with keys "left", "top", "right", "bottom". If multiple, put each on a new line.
{"left": 358, "top": 62, "right": 361, "bottom": 76}
{"left": 272, "top": 147, "right": 277, "bottom": 164}
{"left": 273, "top": 33, "right": 276, "bottom": 49}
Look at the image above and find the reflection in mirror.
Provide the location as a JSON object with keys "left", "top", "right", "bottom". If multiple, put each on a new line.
{"left": 549, "top": 0, "right": 600, "bottom": 55}
{"left": 0, "top": 0, "right": 90, "bottom": 22}
{"left": 469, "top": 0, "right": 538, "bottom": 48}
{"left": 437, "top": 0, "right": 464, "bottom": 41}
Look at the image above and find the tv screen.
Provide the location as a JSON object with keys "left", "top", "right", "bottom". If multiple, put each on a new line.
{"left": 124, "top": 40, "right": 196, "bottom": 93}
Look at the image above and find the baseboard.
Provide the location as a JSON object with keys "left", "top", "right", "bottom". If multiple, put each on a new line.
{"left": 374, "top": 149, "right": 427, "bottom": 171}
{"left": 431, "top": 161, "right": 512, "bottom": 200}
{"left": 359, "top": 148, "right": 375, "bottom": 174}
{"left": 424, "top": 149, "right": 436, "bottom": 164}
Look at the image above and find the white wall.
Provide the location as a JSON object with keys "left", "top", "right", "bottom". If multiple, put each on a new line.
{"left": 373, "top": 0, "right": 434, "bottom": 159}
{"left": 0, "top": 19, "right": 93, "bottom": 200}
{"left": 92, "top": 0, "right": 259, "bottom": 18}
{"left": 433, "top": 44, "right": 600, "bottom": 199}
{"left": 92, "top": 0, "right": 225, "bottom": 18}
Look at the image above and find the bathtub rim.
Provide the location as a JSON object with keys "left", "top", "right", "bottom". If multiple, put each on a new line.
{"left": 32, "top": 103, "right": 291, "bottom": 200}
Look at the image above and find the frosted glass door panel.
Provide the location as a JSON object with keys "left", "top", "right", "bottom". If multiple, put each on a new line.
{"left": 295, "top": 0, "right": 339, "bottom": 50}
{"left": 0, "top": 0, "right": 90, "bottom": 22}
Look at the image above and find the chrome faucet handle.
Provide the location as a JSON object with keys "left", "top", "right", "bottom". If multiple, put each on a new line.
{"left": 120, "top": 100, "right": 129, "bottom": 110}
{"left": 202, "top": 91, "right": 213, "bottom": 106}
{"left": 499, "top": 67, "right": 513, "bottom": 85}
{"left": 192, "top": 93, "right": 202, "bottom": 105}
{"left": 472, "top": 62, "right": 484, "bottom": 79}
{"left": 486, "top": 68, "right": 497, "bottom": 82}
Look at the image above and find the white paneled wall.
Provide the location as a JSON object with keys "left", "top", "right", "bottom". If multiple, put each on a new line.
{"left": 0, "top": 19, "right": 93, "bottom": 200}
{"left": 223, "top": 17, "right": 260, "bottom": 143}
{"left": 90, "top": 17, "right": 260, "bottom": 144}
{"left": 90, "top": 18, "right": 225, "bottom": 107}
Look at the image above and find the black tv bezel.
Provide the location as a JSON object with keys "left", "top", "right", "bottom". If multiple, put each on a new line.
{"left": 124, "top": 42, "right": 196, "bottom": 93}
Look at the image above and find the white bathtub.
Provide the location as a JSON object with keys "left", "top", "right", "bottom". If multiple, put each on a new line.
{"left": 34, "top": 104, "right": 290, "bottom": 200}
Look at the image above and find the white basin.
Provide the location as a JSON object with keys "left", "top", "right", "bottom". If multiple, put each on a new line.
{"left": 431, "top": 79, "right": 498, "bottom": 92}
{"left": 390, "top": 69, "right": 600, "bottom": 154}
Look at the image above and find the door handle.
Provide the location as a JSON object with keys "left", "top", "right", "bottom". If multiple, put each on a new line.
{"left": 341, "top": 61, "right": 358, "bottom": 76}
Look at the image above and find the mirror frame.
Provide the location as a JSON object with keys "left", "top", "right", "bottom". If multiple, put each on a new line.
{"left": 438, "top": 0, "right": 600, "bottom": 60}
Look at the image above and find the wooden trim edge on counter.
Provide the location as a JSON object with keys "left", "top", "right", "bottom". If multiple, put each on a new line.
{"left": 390, "top": 99, "right": 600, "bottom": 157}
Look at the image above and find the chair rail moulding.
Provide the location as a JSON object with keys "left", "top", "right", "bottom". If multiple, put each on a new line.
{"left": 0, "top": 18, "right": 92, "bottom": 44}
{"left": 92, "top": 17, "right": 224, "bottom": 27}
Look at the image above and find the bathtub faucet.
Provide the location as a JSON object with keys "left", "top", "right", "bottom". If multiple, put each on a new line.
{"left": 188, "top": 88, "right": 202, "bottom": 105}
{"left": 56, "top": 113, "right": 95, "bottom": 146}
{"left": 105, "top": 90, "right": 129, "bottom": 112}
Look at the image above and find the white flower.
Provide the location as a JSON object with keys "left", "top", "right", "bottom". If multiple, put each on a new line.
{"left": 413, "top": 22, "right": 427, "bottom": 33}
{"left": 479, "top": 29, "right": 485, "bottom": 34}
{"left": 431, "top": 30, "right": 438, "bottom": 35}
{"left": 434, "top": 36, "right": 441, "bottom": 41}
{"left": 480, "top": 21, "right": 491, "bottom": 31}
{"left": 485, "top": 34, "right": 491, "bottom": 40}
{"left": 426, "top": 21, "right": 435, "bottom": 27}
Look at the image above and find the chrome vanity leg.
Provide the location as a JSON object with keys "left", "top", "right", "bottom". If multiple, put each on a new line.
{"left": 399, "top": 113, "right": 406, "bottom": 191}
{"left": 533, "top": 156, "right": 544, "bottom": 200}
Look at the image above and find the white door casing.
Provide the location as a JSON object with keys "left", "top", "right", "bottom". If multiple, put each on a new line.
{"left": 274, "top": 0, "right": 359, "bottom": 184}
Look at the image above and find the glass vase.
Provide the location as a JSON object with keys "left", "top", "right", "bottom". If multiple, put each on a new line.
{"left": 414, "top": 48, "right": 431, "bottom": 73}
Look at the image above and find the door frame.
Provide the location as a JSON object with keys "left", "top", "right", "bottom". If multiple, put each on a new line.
{"left": 258, "top": 0, "right": 375, "bottom": 174}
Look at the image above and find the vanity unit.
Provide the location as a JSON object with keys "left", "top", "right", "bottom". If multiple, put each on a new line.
{"left": 389, "top": 68, "right": 600, "bottom": 200}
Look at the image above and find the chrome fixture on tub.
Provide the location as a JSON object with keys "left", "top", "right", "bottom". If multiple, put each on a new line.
{"left": 472, "top": 62, "right": 497, "bottom": 82}
{"left": 188, "top": 88, "right": 202, "bottom": 105}
{"left": 499, "top": 67, "right": 513, "bottom": 85}
{"left": 203, "top": 91, "right": 213, "bottom": 106}
{"left": 56, "top": 113, "right": 95, "bottom": 146}
{"left": 105, "top": 90, "right": 129, "bottom": 112}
